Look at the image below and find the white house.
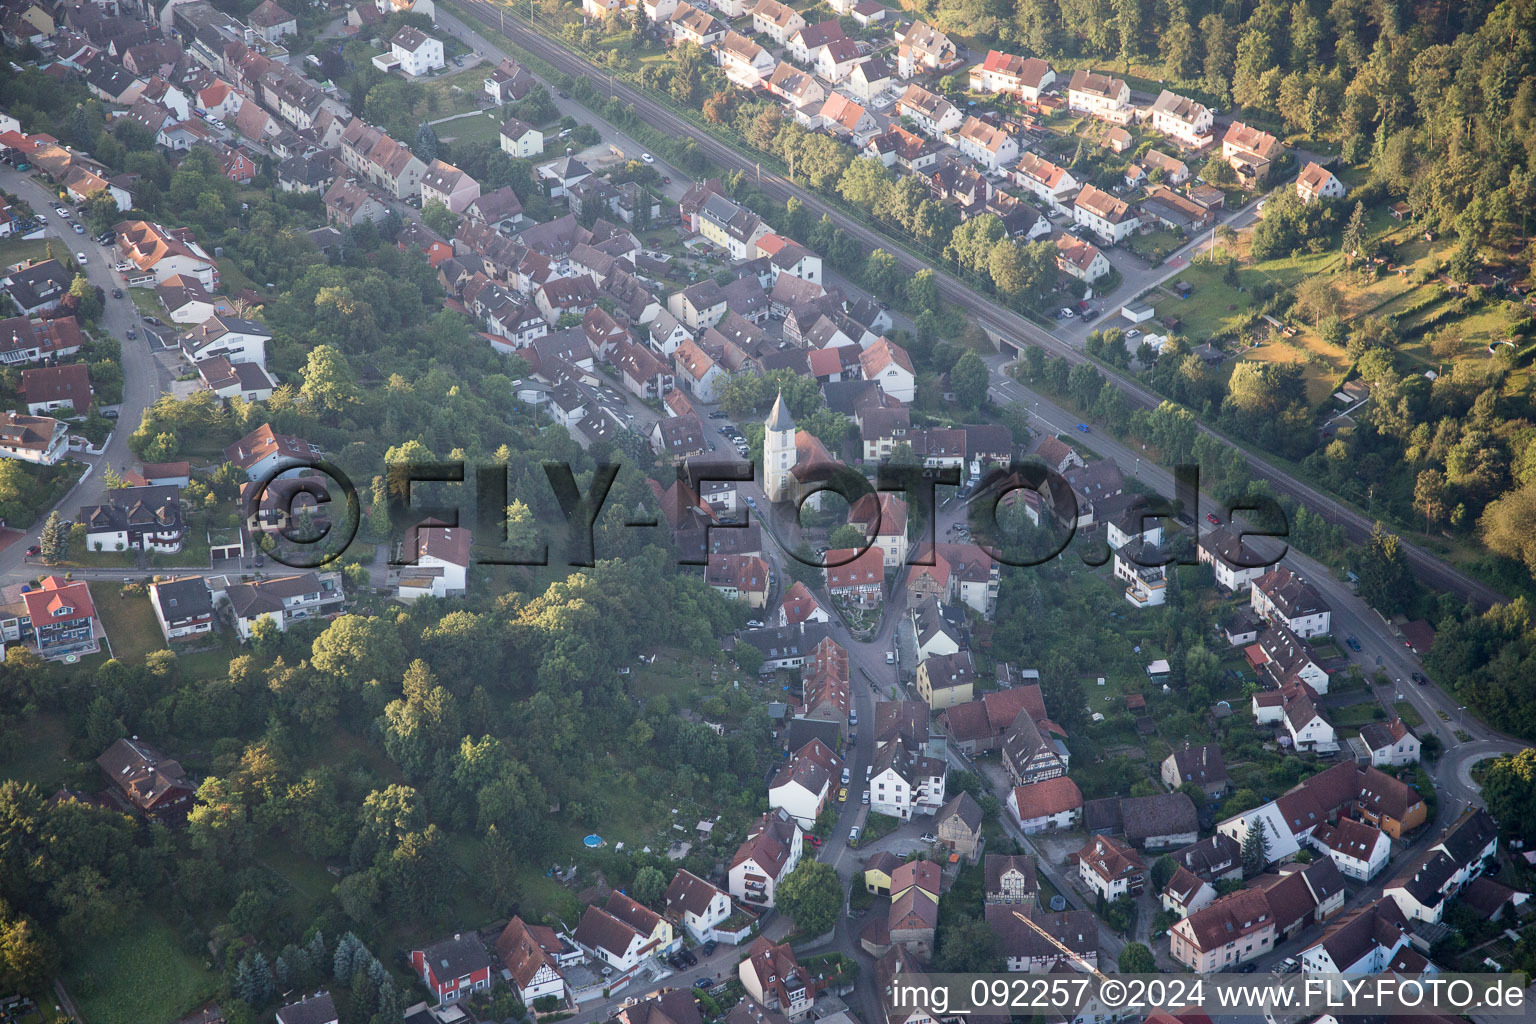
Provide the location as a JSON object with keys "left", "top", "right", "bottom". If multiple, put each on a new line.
{"left": 768, "top": 738, "right": 840, "bottom": 829}
{"left": 1073, "top": 184, "right": 1141, "bottom": 245}
{"left": 1066, "top": 70, "right": 1131, "bottom": 122}
{"left": 955, "top": 117, "right": 1019, "bottom": 172}
{"left": 729, "top": 810, "right": 803, "bottom": 909}
{"left": 869, "top": 737, "right": 947, "bottom": 820}
{"left": 1077, "top": 835, "right": 1145, "bottom": 902}
{"left": 859, "top": 337, "right": 915, "bottom": 403}
{"left": 395, "top": 523, "right": 470, "bottom": 601}
{"left": 715, "top": 30, "right": 775, "bottom": 87}
{"left": 389, "top": 27, "right": 445, "bottom": 77}
{"left": 0, "top": 411, "right": 69, "bottom": 466}
{"left": 1006, "top": 777, "right": 1083, "bottom": 834}
{"left": 1162, "top": 866, "right": 1217, "bottom": 919}
{"left": 1384, "top": 809, "right": 1498, "bottom": 924}
{"left": 969, "top": 51, "right": 1054, "bottom": 102}
{"left": 1013, "top": 153, "right": 1079, "bottom": 213}
{"left": 1198, "top": 526, "right": 1276, "bottom": 592}
{"left": 895, "top": 84, "right": 962, "bottom": 138}
{"left": 1148, "top": 90, "right": 1214, "bottom": 148}
{"left": 664, "top": 869, "right": 733, "bottom": 942}
{"left": 1309, "top": 820, "right": 1391, "bottom": 882}
{"left": 499, "top": 117, "right": 544, "bottom": 159}
{"left": 1299, "top": 900, "right": 1411, "bottom": 978}
{"left": 749, "top": 0, "right": 805, "bottom": 44}
{"left": 1217, "top": 801, "right": 1304, "bottom": 865}
{"left": 1251, "top": 567, "right": 1332, "bottom": 637}
{"left": 1055, "top": 235, "right": 1111, "bottom": 283}
{"left": 572, "top": 905, "right": 650, "bottom": 974}
{"left": 1359, "top": 719, "right": 1421, "bottom": 767}
{"left": 1297, "top": 162, "right": 1347, "bottom": 203}
{"left": 216, "top": 572, "right": 344, "bottom": 639}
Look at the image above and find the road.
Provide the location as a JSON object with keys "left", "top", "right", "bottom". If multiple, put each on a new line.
{"left": 445, "top": 0, "right": 1505, "bottom": 612}
{"left": 0, "top": 167, "right": 164, "bottom": 583}
{"left": 984, "top": 367, "right": 1528, "bottom": 775}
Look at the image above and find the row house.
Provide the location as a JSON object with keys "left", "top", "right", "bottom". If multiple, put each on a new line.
{"left": 1148, "top": 89, "right": 1214, "bottom": 149}
{"left": 339, "top": 118, "right": 427, "bottom": 198}
{"left": 615, "top": 340, "right": 673, "bottom": 399}
{"left": 1299, "top": 899, "right": 1411, "bottom": 978}
{"left": 1198, "top": 525, "right": 1276, "bottom": 591}
{"left": 915, "top": 648, "right": 975, "bottom": 710}
{"left": 984, "top": 853, "right": 1038, "bottom": 905}
{"left": 785, "top": 19, "right": 843, "bottom": 64}
{"left": 1066, "top": 69, "right": 1131, "bottom": 123}
{"left": 421, "top": 158, "right": 481, "bottom": 213}
{"left": 1309, "top": 819, "right": 1392, "bottom": 881}
{"left": 1170, "top": 888, "right": 1275, "bottom": 972}
{"left": 969, "top": 51, "right": 1055, "bottom": 102}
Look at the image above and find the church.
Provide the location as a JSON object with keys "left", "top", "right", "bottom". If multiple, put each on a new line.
{"left": 763, "top": 392, "right": 845, "bottom": 509}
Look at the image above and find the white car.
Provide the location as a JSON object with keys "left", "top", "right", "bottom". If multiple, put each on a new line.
{"left": 919, "top": 833, "right": 938, "bottom": 843}
{"left": 1125, "top": 328, "right": 1142, "bottom": 340}
{"left": 641, "top": 153, "right": 655, "bottom": 164}
{"left": 75, "top": 252, "right": 87, "bottom": 264}
{"left": 1057, "top": 307, "right": 1074, "bottom": 318}
{"left": 54, "top": 206, "right": 67, "bottom": 216}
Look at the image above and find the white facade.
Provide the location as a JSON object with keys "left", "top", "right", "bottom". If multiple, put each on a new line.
{"left": 391, "top": 32, "right": 444, "bottom": 76}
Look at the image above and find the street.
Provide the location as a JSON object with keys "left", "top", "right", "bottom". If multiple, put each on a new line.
{"left": 0, "top": 166, "right": 166, "bottom": 584}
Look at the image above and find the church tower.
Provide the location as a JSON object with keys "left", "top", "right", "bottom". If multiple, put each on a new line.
{"left": 763, "top": 391, "right": 797, "bottom": 504}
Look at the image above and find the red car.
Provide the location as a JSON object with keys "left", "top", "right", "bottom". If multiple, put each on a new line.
{"left": 25, "top": 544, "right": 40, "bottom": 556}
{"left": 806, "top": 834, "right": 823, "bottom": 847}
{"left": 1205, "top": 513, "right": 1222, "bottom": 526}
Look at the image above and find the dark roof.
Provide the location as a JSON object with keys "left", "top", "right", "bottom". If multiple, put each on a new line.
{"left": 1082, "top": 797, "right": 1123, "bottom": 833}
{"left": 417, "top": 933, "right": 493, "bottom": 981}
{"left": 936, "top": 790, "right": 984, "bottom": 833}
{"left": 984, "top": 853, "right": 1037, "bottom": 894}
{"left": 275, "top": 992, "right": 338, "bottom": 1024}
{"left": 1167, "top": 743, "right": 1228, "bottom": 789}
{"left": 152, "top": 577, "right": 213, "bottom": 621}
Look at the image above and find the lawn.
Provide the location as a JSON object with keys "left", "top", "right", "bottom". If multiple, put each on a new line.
{"left": 128, "top": 286, "right": 161, "bottom": 318}
{"left": 0, "top": 234, "right": 53, "bottom": 268}
{"left": 424, "top": 65, "right": 494, "bottom": 117}
{"left": 436, "top": 109, "right": 507, "bottom": 147}
{"left": 65, "top": 917, "right": 219, "bottom": 1024}
{"left": 0, "top": 712, "right": 78, "bottom": 791}
{"left": 95, "top": 585, "right": 169, "bottom": 664}
{"left": 1393, "top": 701, "right": 1424, "bottom": 729}
{"left": 630, "top": 648, "right": 719, "bottom": 702}
{"left": 1329, "top": 701, "right": 1385, "bottom": 729}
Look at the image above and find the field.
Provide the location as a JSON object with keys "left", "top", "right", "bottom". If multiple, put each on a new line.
{"left": 436, "top": 108, "right": 507, "bottom": 146}
{"left": 0, "top": 713, "right": 76, "bottom": 791}
{"left": 0, "top": 234, "right": 54, "bottom": 268}
{"left": 128, "top": 286, "right": 161, "bottom": 317}
{"left": 94, "top": 585, "right": 169, "bottom": 664}
{"left": 64, "top": 918, "right": 219, "bottom": 1024}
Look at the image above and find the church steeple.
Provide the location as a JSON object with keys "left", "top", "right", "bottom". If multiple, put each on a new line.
{"left": 763, "top": 391, "right": 797, "bottom": 504}
{"left": 766, "top": 390, "right": 795, "bottom": 432}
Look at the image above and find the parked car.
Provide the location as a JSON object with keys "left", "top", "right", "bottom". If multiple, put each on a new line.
{"left": 806, "top": 834, "right": 822, "bottom": 847}
{"left": 125, "top": 328, "right": 136, "bottom": 339}
{"left": 849, "top": 710, "right": 857, "bottom": 727}
{"left": 1205, "top": 512, "right": 1222, "bottom": 526}
{"left": 25, "top": 545, "right": 40, "bottom": 556}
{"left": 679, "top": 948, "right": 697, "bottom": 967}
{"left": 1057, "top": 307, "right": 1074, "bottom": 318}
{"left": 75, "top": 252, "right": 87, "bottom": 264}
{"left": 860, "top": 789, "right": 869, "bottom": 804}
{"left": 841, "top": 767, "right": 851, "bottom": 784}
{"left": 837, "top": 786, "right": 848, "bottom": 802}
{"left": 110, "top": 288, "right": 122, "bottom": 298}
{"left": 847, "top": 826, "right": 860, "bottom": 847}
{"left": 1125, "top": 328, "right": 1142, "bottom": 340}
{"left": 1346, "top": 636, "right": 1362, "bottom": 652}
{"left": 709, "top": 411, "right": 728, "bottom": 419}
{"left": 642, "top": 153, "right": 655, "bottom": 164}
{"left": 885, "top": 651, "right": 895, "bottom": 664}
{"left": 144, "top": 316, "right": 162, "bottom": 326}
{"left": 919, "top": 832, "right": 937, "bottom": 843}
{"left": 700, "top": 941, "right": 717, "bottom": 957}
{"left": 102, "top": 409, "right": 118, "bottom": 419}
{"left": 558, "top": 90, "right": 570, "bottom": 98}
{"left": 72, "top": 222, "right": 84, "bottom": 234}
{"left": 693, "top": 978, "right": 712, "bottom": 989}
{"left": 53, "top": 206, "right": 67, "bottom": 217}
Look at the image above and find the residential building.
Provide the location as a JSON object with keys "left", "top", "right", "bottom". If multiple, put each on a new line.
{"left": 96, "top": 736, "right": 192, "bottom": 822}
{"left": 954, "top": 116, "right": 1019, "bottom": 172}
{"left": 1073, "top": 184, "right": 1141, "bottom": 244}
{"left": 868, "top": 736, "right": 946, "bottom": 819}
{"left": 769, "top": 738, "right": 840, "bottom": 829}
{"left": 985, "top": 905, "right": 1098, "bottom": 973}
{"left": 1162, "top": 867, "right": 1216, "bottom": 919}
{"left": 859, "top": 337, "right": 916, "bottom": 402}
{"left": 749, "top": 0, "right": 805, "bottom": 45}
{"left": 825, "top": 546, "right": 886, "bottom": 609}
{"left": 275, "top": 993, "right": 338, "bottom": 1024}
{"left": 421, "top": 159, "right": 481, "bottom": 213}
{"left": 1001, "top": 706, "right": 1068, "bottom": 786}
{"left": 1296, "top": 162, "right": 1346, "bottom": 203}
{"left": 1357, "top": 719, "right": 1421, "bottom": 767}
{"left": 224, "top": 423, "right": 322, "bottom": 480}
{"left": 1148, "top": 90, "right": 1214, "bottom": 148}
{"left": 2, "top": 260, "right": 73, "bottom": 315}
{"left": 1309, "top": 819, "right": 1391, "bottom": 881}
{"left": 495, "top": 917, "right": 568, "bottom": 1006}
{"left": 248, "top": 0, "right": 296, "bottom": 42}
{"left": 715, "top": 31, "right": 775, "bottom": 87}
{"left": 1198, "top": 526, "right": 1276, "bottom": 591}
{"left": 739, "top": 938, "right": 821, "bottom": 1021}
{"left": 148, "top": 576, "right": 215, "bottom": 641}
{"left": 394, "top": 522, "right": 470, "bottom": 601}
{"left": 1250, "top": 623, "right": 1330, "bottom": 693}
{"left": 1299, "top": 899, "right": 1411, "bottom": 977}
{"left": 934, "top": 791, "right": 984, "bottom": 858}
{"left": 79, "top": 484, "right": 184, "bottom": 554}
{"left": 1067, "top": 70, "right": 1131, "bottom": 122}
{"left": 894, "top": 20, "right": 957, "bottom": 78}
{"left": 1170, "top": 888, "right": 1275, "bottom": 972}
{"left": 1077, "top": 834, "right": 1145, "bottom": 901}
{"left": 115, "top": 220, "right": 218, "bottom": 288}
{"left": 485, "top": 59, "right": 536, "bottom": 103}
{"left": 969, "top": 51, "right": 1054, "bottom": 101}
{"left": 411, "top": 934, "right": 493, "bottom": 1005}
{"left": 179, "top": 314, "right": 271, "bottom": 366}
{"left": 895, "top": 84, "right": 962, "bottom": 138}
{"left": 573, "top": 905, "right": 652, "bottom": 974}
{"left": 19, "top": 363, "right": 91, "bottom": 417}
{"left": 1384, "top": 809, "right": 1497, "bottom": 923}
{"left": 1161, "top": 743, "right": 1229, "bottom": 800}
{"left": 1006, "top": 776, "right": 1082, "bottom": 833}
{"left": 785, "top": 19, "right": 844, "bottom": 65}
{"left": 217, "top": 571, "right": 344, "bottom": 639}
{"left": 1055, "top": 235, "right": 1111, "bottom": 283}
{"left": 916, "top": 648, "right": 976, "bottom": 710}
{"left": 664, "top": 869, "right": 733, "bottom": 943}
{"left": 1121, "top": 792, "right": 1199, "bottom": 849}
{"left": 984, "top": 853, "right": 1038, "bottom": 905}
{"left": 1222, "top": 122, "right": 1283, "bottom": 185}
{"left": 1251, "top": 567, "right": 1331, "bottom": 637}
{"left": 0, "top": 411, "right": 67, "bottom": 465}
{"left": 729, "top": 810, "right": 803, "bottom": 908}
{"left": 389, "top": 26, "right": 444, "bottom": 76}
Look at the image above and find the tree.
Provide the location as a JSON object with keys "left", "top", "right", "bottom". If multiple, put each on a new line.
{"left": 0, "top": 913, "right": 56, "bottom": 992}
{"left": 1481, "top": 749, "right": 1536, "bottom": 846}
{"left": 1149, "top": 855, "right": 1178, "bottom": 891}
{"left": 1241, "top": 818, "right": 1269, "bottom": 876}
{"left": 421, "top": 199, "right": 457, "bottom": 236}
{"left": 39, "top": 510, "right": 67, "bottom": 562}
{"left": 1118, "top": 942, "right": 1155, "bottom": 973}
{"left": 299, "top": 345, "right": 360, "bottom": 416}
{"left": 632, "top": 866, "right": 667, "bottom": 907}
{"left": 950, "top": 350, "right": 990, "bottom": 409}
{"left": 775, "top": 860, "right": 841, "bottom": 936}
{"left": 828, "top": 523, "right": 868, "bottom": 549}
{"left": 1480, "top": 482, "right": 1536, "bottom": 579}
{"left": 863, "top": 248, "right": 900, "bottom": 296}
{"left": 934, "top": 917, "right": 1002, "bottom": 972}
{"left": 1353, "top": 522, "right": 1415, "bottom": 615}
{"left": 415, "top": 122, "right": 439, "bottom": 162}
{"left": 1341, "top": 201, "right": 1368, "bottom": 257}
